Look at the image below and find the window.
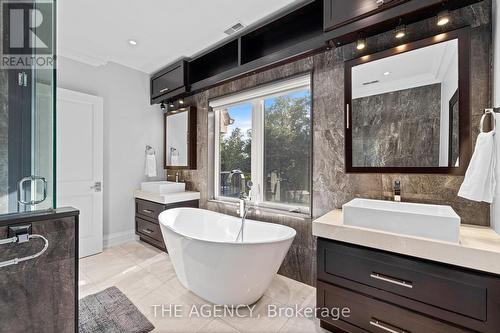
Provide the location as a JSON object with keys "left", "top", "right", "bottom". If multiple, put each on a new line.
{"left": 212, "top": 75, "right": 311, "bottom": 214}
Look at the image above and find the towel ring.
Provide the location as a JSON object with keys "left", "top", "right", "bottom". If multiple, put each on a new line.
{"left": 480, "top": 109, "right": 496, "bottom": 134}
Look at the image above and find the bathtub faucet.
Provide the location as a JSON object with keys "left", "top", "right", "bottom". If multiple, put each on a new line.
{"left": 236, "top": 181, "right": 253, "bottom": 242}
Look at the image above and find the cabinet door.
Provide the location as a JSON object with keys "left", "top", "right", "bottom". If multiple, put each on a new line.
{"left": 151, "top": 64, "right": 185, "bottom": 99}
{"left": 324, "top": 0, "right": 406, "bottom": 31}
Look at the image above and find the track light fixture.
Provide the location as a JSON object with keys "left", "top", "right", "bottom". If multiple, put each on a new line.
{"left": 160, "top": 102, "right": 166, "bottom": 111}
{"left": 356, "top": 37, "right": 366, "bottom": 51}
{"left": 437, "top": 10, "right": 450, "bottom": 26}
{"left": 395, "top": 23, "right": 406, "bottom": 39}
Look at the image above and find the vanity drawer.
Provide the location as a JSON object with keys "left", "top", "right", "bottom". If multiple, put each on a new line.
{"left": 136, "top": 199, "right": 165, "bottom": 221}
{"left": 318, "top": 240, "right": 487, "bottom": 322}
{"left": 136, "top": 217, "right": 163, "bottom": 242}
{"left": 317, "top": 281, "right": 472, "bottom": 333}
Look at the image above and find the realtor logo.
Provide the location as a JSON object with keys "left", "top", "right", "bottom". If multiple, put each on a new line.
{"left": 1, "top": 0, "right": 54, "bottom": 68}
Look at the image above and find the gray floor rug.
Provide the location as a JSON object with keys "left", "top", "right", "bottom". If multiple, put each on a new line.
{"left": 79, "top": 286, "right": 154, "bottom": 333}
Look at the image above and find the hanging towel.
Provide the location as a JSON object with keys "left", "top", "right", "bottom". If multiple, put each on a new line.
{"left": 145, "top": 154, "right": 157, "bottom": 178}
{"left": 458, "top": 111, "right": 496, "bottom": 203}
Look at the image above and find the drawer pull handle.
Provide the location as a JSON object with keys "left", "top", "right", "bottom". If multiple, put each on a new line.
{"left": 370, "top": 273, "right": 413, "bottom": 289}
{"left": 141, "top": 228, "right": 154, "bottom": 235}
{"left": 160, "top": 88, "right": 169, "bottom": 93}
{"left": 142, "top": 209, "right": 154, "bottom": 214}
{"left": 370, "top": 319, "right": 409, "bottom": 333}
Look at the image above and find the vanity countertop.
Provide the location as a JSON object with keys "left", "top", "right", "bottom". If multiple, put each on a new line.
{"left": 313, "top": 210, "right": 500, "bottom": 275}
{"left": 134, "top": 190, "right": 200, "bottom": 205}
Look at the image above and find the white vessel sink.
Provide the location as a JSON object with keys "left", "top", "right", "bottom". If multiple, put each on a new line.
{"left": 343, "top": 198, "right": 460, "bottom": 243}
{"left": 141, "top": 181, "right": 185, "bottom": 194}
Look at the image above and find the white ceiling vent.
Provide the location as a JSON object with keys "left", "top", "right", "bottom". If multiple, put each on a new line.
{"left": 224, "top": 22, "right": 245, "bottom": 35}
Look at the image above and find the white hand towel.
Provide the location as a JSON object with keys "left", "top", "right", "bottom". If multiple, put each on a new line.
{"left": 145, "top": 154, "right": 157, "bottom": 178}
{"left": 458, "top": 131, "right": 496, "bottom": 203}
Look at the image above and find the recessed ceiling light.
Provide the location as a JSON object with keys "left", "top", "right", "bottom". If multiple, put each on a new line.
{"left": 384, "top": 72, "right": 391, "bottom": 76}
{"left": 128, "top": 39, "right": 138, "bottom": 46}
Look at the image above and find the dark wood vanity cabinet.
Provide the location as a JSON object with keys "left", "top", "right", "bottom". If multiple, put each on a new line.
{"left": 135, "top": 198, "right": 199, "bottom": 251}
{"left": 150, "top": 59, "right": 189, "bottom": 104}
{"left": 317, "top": 238, "right": 500, "bottom": 333}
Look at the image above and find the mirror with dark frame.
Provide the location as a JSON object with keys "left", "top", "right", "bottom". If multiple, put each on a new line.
{"left": 345, "top": 28, "right": 471, "bottom": 174}
{"left": 164, "top": 106, "right": 197, "bottom": 170}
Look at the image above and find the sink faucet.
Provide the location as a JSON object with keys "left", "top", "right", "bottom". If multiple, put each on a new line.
{"left": 167, "top": 171, "right": 180, "bottom": 182}
{"left": 394, "top": 180, "right": 401, "bottom": 202}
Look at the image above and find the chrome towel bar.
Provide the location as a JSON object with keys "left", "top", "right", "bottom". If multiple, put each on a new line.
{"left": 0, "top": 234, "right": 49, "bottom": 269}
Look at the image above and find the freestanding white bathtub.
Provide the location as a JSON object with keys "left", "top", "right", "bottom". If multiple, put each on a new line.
{"left": 158, "top": 208, "right": 296, "bottom": 305}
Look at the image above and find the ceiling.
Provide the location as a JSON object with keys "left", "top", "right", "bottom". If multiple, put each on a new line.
{"left": 57, "top": 0, "right": 304, "bottom": 74}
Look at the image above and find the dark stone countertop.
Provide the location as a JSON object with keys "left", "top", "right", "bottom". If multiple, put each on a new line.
{"left": 0, "top": 207, "right": 79, "bottom": 228}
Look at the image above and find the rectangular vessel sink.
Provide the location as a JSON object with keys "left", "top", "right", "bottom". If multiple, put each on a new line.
{"left": 343, "top": 198, "right": 460, "bottom": 243}
{"left": 141, "top": 181, "right": 185, "bottom": 194}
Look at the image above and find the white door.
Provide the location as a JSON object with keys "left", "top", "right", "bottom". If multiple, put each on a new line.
{"left": 57, "top": 88, "right": 103, "bottom": 258}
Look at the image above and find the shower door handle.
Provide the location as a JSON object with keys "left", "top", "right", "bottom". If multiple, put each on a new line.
{"left": 17, "top": 176, "right": 47, "bottom": 205}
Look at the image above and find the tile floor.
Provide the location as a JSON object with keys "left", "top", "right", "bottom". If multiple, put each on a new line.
{"left": 79, "top": 240, "right": 328, "bottom": 333}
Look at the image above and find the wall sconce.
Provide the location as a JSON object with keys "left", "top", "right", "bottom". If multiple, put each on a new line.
{"left": 437, "top": 10, "right": 450, "bottom": 26}
{"left": 356, "top": 37, "right": 367, "bottom": 50}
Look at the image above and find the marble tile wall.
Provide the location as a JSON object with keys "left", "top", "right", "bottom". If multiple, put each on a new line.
{"left": 167, "top": 0, "right": 492, "bottom": 285}
{"left": 352, "top": 84, "right": 442, "bottom": 167}
{"left": 0, "top": 215, "right": 77, "bottom": 332}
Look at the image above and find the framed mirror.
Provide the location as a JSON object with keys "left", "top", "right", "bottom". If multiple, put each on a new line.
{"left": 345, "top": 28, "right": 471, "bottom": 174}
{"left": 164, "top": 106, "right": 197, "bottom": 169}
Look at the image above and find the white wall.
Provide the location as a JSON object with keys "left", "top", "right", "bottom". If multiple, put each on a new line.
{"left": 57, "top": 57, "right": 164, "bottom": 246}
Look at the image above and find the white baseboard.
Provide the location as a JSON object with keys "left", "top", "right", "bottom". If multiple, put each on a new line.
{"left": 103, "top": 229, "right": 138, "bottom": 248}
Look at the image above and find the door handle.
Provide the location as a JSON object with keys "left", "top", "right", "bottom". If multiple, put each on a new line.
{"left": 141, "top": 209, "right": 154, "bottom": 214}
{"left": 159, "top": 87, "right": 169, "bottom": 93}
{"left": 90, "top": 182, "right": 102, "bottom": 192}
{"left": 17, "top": 176, "right": 47, "bottom": 205}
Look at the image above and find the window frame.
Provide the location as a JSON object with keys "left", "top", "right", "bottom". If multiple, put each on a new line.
{"left": 211, "top": 74, "right": 312, "bottom": 214}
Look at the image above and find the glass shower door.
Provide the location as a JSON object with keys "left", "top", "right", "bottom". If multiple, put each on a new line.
{"left": 0, "top": 0, "right": 56, "bottom": 214}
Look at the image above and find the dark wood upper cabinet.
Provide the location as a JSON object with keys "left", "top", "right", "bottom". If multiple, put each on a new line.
{"left": 324, "top": 0, "right": 408, "bottom": 32}
{"left": 150, "top": 59, "right": 189, "bottom": 104}
{"left": 324, "top": 0, "right": 482, "bottom": 45}
{"left": 149, "top": 0, "right": 482, "bottom": 104}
